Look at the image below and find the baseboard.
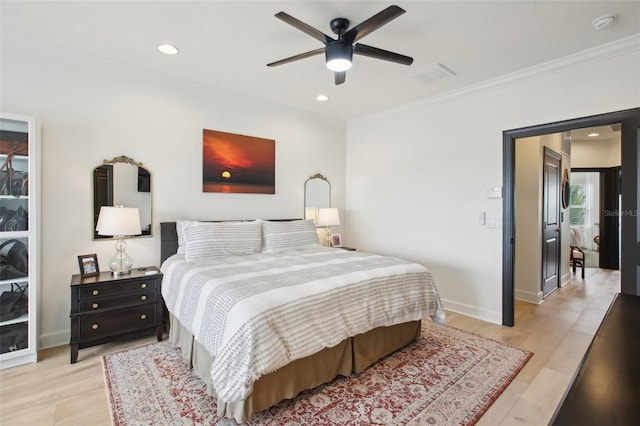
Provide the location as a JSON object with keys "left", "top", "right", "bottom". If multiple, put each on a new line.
{"left": 515, "top": 288, "right": 543, "bottom": 304}
{"left": 39, "top": 330, "right": 68, "bottom": 350}
{"left": 441, "top": 298, "right": 502, "bottom": 325}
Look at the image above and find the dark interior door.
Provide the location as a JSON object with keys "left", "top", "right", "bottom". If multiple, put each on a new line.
{"left": 542, "top": 147, "right": 562, "bottom": 297}
{"left": 620, "top": 110, "right": 640, "bottom": 295}
{"left": 599, "top": 168, "right": 621, "bottom": 269}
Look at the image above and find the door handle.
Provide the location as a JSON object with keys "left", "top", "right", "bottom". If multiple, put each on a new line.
{"left": 555, "top": 228, "right": 560, "bottom": 232}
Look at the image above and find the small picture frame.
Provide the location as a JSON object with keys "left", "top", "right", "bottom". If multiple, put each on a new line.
{"left": 78, "top": 254, "right": 100, "bottom": 277}
{"left": 331, "top": 233, "right": 342, "bottom": 248}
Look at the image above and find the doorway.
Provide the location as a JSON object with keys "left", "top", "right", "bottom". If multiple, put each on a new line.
{"left": 502, "top": 107, "right": 640, "bottom": 326}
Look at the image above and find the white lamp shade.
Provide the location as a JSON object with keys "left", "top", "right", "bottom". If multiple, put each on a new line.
{"left": 316, "top": 207, "right": 340, "bottom": 227}
{"left": 96, "top": 206, "right": 142, "bottom": 236}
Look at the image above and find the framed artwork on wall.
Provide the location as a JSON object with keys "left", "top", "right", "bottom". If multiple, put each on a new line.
{"left": 202, "top": 129, "right": 275, "bottom": 194}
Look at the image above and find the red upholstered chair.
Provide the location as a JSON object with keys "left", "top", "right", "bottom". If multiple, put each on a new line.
{"left": 569, "top": 228, "right": 585, "bottom": 279}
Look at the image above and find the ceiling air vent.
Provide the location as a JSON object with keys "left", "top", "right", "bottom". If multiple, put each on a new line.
{"left": 411, "top": 64, "right": 456, "bottom": 86}
{"left": 609, "top": 123, "right": 621, "bottom": 132}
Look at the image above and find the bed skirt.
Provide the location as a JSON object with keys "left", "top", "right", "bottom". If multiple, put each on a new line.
{"left": 168, "top": 314, "right": 421, "bottom": 422}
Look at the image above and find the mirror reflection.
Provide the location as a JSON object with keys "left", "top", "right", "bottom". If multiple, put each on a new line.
{"left": 304, "top": 173, "right": 330, "bottom": 222}
{"left": 93, "top": 156, "right": 152, "bottom": 239}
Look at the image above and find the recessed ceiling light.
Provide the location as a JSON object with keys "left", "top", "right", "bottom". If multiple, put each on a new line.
{"left": 592, "top": 14, "right": 616, "bottom": 30}
{"left": 587, "top": 132, "right": 600, "bottom": 137}
{"left": 316, "top": 94, "right": 329, "bottom": 102}
{"left": 158, "top": 44, "right": 179, "bottom": 55}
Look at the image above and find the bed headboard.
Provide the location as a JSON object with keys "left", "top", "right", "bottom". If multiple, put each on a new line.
{"left": 160, "top": 222, "right": 179, "bottom": 264}
{"left": 160, "top": 219, "right": 300, "bottom": 264}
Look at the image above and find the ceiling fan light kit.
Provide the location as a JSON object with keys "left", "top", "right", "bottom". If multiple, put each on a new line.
{"left": 267, "top": 5, "right": 413, "bottom": 85}
{"left": 326, "top": 41, "right": 353, "bottom": 71}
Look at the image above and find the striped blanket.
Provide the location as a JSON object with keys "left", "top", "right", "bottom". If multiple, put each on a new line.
{"left": 161, "top": 247, "right": 444, "bottom": 404}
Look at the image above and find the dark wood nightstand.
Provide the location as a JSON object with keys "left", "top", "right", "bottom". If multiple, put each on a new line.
{"left": 69, "top": 267, "right": 164, "bottom": 363}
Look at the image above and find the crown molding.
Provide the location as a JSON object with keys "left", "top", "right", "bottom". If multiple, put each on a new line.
{"left": 351, "top": 34, "right": 640, "bottom": 125}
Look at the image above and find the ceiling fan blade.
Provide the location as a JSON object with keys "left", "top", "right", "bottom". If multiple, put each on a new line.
{"left": 275, "top": 12, "right": 334, "bottom": 45}
{"left": 267, "top": 48, "right": 325, "bottom": 67}
{"left": 334, "top": 71, "right": 346, "bottom": 85}
{"left": 354, "top": 43, "right": 413, "bottom": 65}
{"left": 343, "top": 5, "right": 405, "bottom": 43}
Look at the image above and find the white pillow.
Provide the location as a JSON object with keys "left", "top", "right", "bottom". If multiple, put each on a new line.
{"left": 262, "top": 220, "right": 320, "bottom": 253}
{"left": 176, "top": 219, "right": 187, "bottom": 254}
{"left": 183, "top": 221, "right": 262, "bottom": 261}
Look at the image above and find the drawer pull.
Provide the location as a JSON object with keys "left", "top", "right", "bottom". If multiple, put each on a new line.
{"left": 140, "top": 283, "right": 147, "bottom": 289}
{"left": 92, "top": 323, "right": 99, "bottom": 330}
{"left": 92, "top": 303, "right": 99, "bottom": 309}
{"left": 140, "top": 314, "right": 147, "bottom": 320}
{"left": 92, "top": 289, "right": 99, "bottom": 296}
{"left": 140, "top": 295, "right": 147, "bottom": 301}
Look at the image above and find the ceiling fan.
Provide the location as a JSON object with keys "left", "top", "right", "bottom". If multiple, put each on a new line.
{"left": 267, "top": 5, "right": 413, "bottom": 85}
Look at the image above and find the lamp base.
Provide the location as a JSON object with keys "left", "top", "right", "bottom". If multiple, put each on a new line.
{"left": 109, "top": 237, "right": 134, "bottom": 276}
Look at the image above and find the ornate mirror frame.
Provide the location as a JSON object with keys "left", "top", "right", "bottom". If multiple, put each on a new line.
{"left": 304, "top": 173, "right": 331, "bottom": 222}
{"left": 93, "top": 155, "right": 152, "bottom": 239}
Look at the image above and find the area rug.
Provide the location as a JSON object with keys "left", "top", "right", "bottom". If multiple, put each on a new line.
{"left": 103, "top": 321, "right": 532, "bottom": 425}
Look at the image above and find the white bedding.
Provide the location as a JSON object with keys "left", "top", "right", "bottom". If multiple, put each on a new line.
{"left": 161, "top": 246, "right": 444, "bottom": 404}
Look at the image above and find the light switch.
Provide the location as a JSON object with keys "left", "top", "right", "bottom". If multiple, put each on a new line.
{"left": 487, "top": 186, "right": 502, "bottom": 199}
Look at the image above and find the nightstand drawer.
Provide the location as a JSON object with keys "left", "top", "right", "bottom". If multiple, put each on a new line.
{"left": 79, "top": 304, "right": 157, "bottom": 341}
{"left": 77, "top": 279, "right": 157, "bottom": 299}
{"left": 78, "top": 289, "right": 157, "bottom": 311}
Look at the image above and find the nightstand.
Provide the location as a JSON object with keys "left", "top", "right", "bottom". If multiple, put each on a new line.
{"left": 69, "top": 267, "right": 163, "bottom": 363}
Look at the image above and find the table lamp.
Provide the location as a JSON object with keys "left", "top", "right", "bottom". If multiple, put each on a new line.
{"left": 96, "top": 206, "right": 142, "bottom": 275}
{"left": 316, "top": 207, "right": 340, "bottom": 246}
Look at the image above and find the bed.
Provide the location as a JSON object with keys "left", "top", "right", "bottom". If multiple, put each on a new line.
{"left": 160, "top": 219, "right": 444, "bottom": 423}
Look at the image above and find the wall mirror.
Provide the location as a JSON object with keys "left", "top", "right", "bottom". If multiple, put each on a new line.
{"left": 93, "top": 155, "right": 152, "bottom": 239}
{"left": 304, "top": 173, "right": 330, "bottom": 221}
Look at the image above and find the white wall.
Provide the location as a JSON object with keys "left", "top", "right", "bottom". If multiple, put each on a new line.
{"left": 571, "top": 138, "right": 621, "bottom": 168}
{"left": 1, "top": 36, "right": 347, "bottom": 348}
{"left": 514, "top": 137, "right": 543, "bottom": 303}
{"left": 346, "top": 39, "right": 639, "bottom": 324}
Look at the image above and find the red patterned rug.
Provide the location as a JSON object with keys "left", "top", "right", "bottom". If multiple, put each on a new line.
{"left": 103, "top": 321, "right": 531, "bottom": 425}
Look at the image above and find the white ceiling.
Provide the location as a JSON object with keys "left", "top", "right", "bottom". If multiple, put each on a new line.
{"left": 1, "top": 1, "right": 639, "bottom": 121}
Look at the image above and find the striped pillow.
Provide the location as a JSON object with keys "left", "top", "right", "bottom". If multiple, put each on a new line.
{"left": 262, "top": 220, "right": 320, "bottom": 253}
{"left": 183, "top": 221, "right": 262, "bottom": 261}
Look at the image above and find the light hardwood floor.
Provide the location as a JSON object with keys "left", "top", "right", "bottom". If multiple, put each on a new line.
{"left": 0, "top": 268, "right": 619, "bottom": 425}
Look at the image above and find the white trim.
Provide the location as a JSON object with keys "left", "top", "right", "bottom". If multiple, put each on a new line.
{"left": 515, "top": 289, "right": 543, "bottom": 304}
{"left": 441, "top": 297, "right": 502, "bottom": 325}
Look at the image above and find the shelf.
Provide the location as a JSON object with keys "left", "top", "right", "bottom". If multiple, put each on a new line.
{"left": 0, "top": 314, "right": 28, "bottom": 327}
{"left": 0, "top": 277, "right": 28, "bottom": 286}
{"left": 0, "top": 154, "right": 27, "bottom": 161}
{"left": 0, "top": 231, "right": 29, "bottom": 239}
{"left": 0, "top": 195, "right": 28, "bottom": 200}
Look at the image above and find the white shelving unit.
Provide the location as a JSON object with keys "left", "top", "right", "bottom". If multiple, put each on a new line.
{"left": 0, "top": 113, "right": 39, "bottom": 370}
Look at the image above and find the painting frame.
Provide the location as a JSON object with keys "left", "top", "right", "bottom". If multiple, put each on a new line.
{"left": 331, "top": 233, "right": 342, "bottom": 248}
{"left": 202, "top": 129, "right": 276, "bottom": 194}
{"left": 78, "top": 254, "right": 100, "bottom": 277}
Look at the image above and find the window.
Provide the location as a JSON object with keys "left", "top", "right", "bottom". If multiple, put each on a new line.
{"left": 569, "top": 183, "right": 589, "bottom": 227}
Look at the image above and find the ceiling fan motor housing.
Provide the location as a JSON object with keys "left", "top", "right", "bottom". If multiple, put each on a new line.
{"left": 330, "top": 17, "right": 350, "bottom": 35}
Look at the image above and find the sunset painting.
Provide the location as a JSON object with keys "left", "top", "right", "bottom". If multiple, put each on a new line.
{"left": 202, "top": 129, "right": 275, "bottom": 194}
